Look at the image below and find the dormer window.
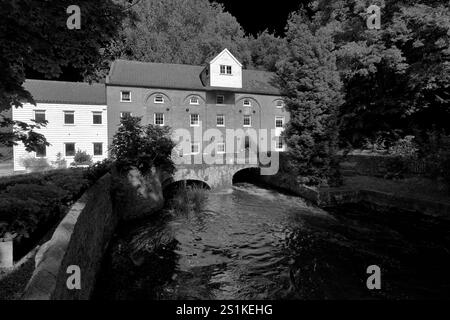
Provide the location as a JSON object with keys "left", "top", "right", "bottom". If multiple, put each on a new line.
{"left": 190, "top": 96, "right": 199, "bottom": 105}
{"left": 243, "top": 99, "right": 251, "bottom": 107}
{"left": 216, "top": 95, "right": 225, "bottom": 104}
{"left": 220, "top": 65, "right": 232, "bottom": 75}
{"left": 154, "top": 95, "right": 164, "bottom": 104}
{"left": 121, "top": 91, "right": 131, "bottom": 102}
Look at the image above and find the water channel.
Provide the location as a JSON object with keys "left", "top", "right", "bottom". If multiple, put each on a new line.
{"left": 94, "top": 182, "right": 450, "bottom": 300}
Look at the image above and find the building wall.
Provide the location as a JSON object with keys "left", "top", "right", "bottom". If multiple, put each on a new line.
{"left": 12, "top": 103, "right": 108, "bottom": 171}
{"left": 106, "top": 85, "right": 289, "bottom": 155}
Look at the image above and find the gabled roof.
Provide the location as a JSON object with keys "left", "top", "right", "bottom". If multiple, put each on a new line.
{"left": 107, "top": 59, "right": 280, "bottom": 95}
{"left": 23, "top": 79, "right": 106, "bottom": 105}
{"left": 208, "top": 48, "right": 243, "bottom": 67}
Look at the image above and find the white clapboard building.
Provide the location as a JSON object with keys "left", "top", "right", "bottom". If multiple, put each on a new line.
{"left": 12, "top": 80, "right": 108, "bottom": 172}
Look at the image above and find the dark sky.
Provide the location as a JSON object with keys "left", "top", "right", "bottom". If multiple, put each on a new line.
{"left": 215, "top": 0, "right": 310, "bottom": 36}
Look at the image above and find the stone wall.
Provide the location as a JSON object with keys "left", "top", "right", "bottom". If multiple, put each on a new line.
{"left": 22, "top": 167, "right": 165, "bottom": 300}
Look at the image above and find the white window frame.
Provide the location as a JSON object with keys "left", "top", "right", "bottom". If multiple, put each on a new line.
{"left": 190, "top": 143, "right": 200, "bottom": 155}
{"left": 63, "top": 111, "right": 75, "bottom": 125}
{"left": 275, "top": 116, "right": 285, "bottom": 128}
{"left": 35, "top": 145, "right": 46, "bottom": 158}
{"left": 120, "top": 91, "right": 131, "bottom": 102}
{"left": 154, "top": 95, "right": 164, "bottom": 104}
{"left": 217, "top": 142, "right": 225, "bottom": 154}
{"left": 216, "top": 114, "right": 225, "bottom": 127}
{"left": 65, "top": 143, "right": 76, "bottom": 157}
{"left": 216, "top": 95, "right": 225, "bottom": 105}
{"left": 190, "top": 114, "right": 200, "bottom": 127}
{"left": 34, "top": 110, "right": 46, "bottom": 123}
{"left": 92, "top": 111, "right": 102, "bottom": 125}
{"left": 154, "top": 113, "right": 165, "bottom": 126}
{"left": 276, "top": 100, "right": 284, "bottom": 108}
{"left": 189, "top": 96, "right": 199, "bottom": 105}
{"left": 243, "top": 115, "right": 252, "bottom": 127}
{"left": 120, "top": 111, "right": 132, "bottom": 118}
{"left": 93, "top": 142, "right": 103, "bottom": 156}
{"left": 220, "top": 65, "right": 232, "bottom": 75}
{"left": 243, "top": 99, "right": 251, "bottom": 107}
{"left": 275, "top": 137, "right": 284, "bottom": 151}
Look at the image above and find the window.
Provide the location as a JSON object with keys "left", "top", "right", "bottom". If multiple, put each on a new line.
{"left": 93, "top": 112, "right": 102, "bottom": 124}
{"left": 275, "top": 116, "right": 285, "bottom": 128}
{"left": 217, "top": 142, "right": 225, "bottom": 154}
{"left": 154, "top": 113, "right": 164, "bottom": 126}
{"left": 191, "top": 143, "right": 200, "bottom": 155}
{"left": 34, "top": 110, "right": 46, "bottom": 123}
{"left": 243, "top": 115, "right": 251, "bottom": 127}
{"left": 93, "top": 143, "right": 103, "bottom": 156}
{"left": 216, "top": 114, "right": 225, "bottom": 127}
{"left": 120, "top": 112, "right": 132, "bottom": 118}
{"left": 216, "top": 95, "right": 225, "bottom": 104}
{"left": 65, "top": 143, "right": 75, "bottom": 157}
{"left": 275, "top": 137, "right": 284, "bottom": 151}
{"left": 190, "top": 114, "right": 199, "bottom": 126}
{"left": 220, "top": 65, "right": 232, "bottom": 75}
{"left": 243, "top": 99, "right": 251, "bottom": 107}
{"left": 36, "top": 145, "right": 46, "bottom": 158}
{"left": 64, "top": 111, "right": 74, "bottom": 124}
{"left": 276, "top": 100, "right": 284, "bottom": 108}
{"left": 121, "top": 91, "right": 131, "bottom": 102}
{"left": 190, "top": 96, "right": 199, "bottom": 105}
{"left": 154, "top": 95, "right": 164, "bottom": 104}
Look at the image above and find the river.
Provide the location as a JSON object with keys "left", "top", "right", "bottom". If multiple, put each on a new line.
{"left": 94, "top": 183, "right": 450, "bottom": 300}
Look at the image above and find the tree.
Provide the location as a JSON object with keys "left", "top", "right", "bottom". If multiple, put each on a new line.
{"left": 311, "top": 0, "right": 450, "bottom": 149}
{"left": 113, "top": 0, "right": 253, "bottom": 67}
{"left": 250, "top": 30, "right": 288, "bottom": 72}
{"left": 275, "top": 11, "right": 344, "bottom": 186}
{"left": 0, "top": 0, "right": 127, "bottom": 156}
{"left": 110, "top": 115, "right": 176, "bottom": 175}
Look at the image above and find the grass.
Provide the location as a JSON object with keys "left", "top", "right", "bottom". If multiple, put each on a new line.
{"left": 170, "top": 185, "right": 208, "bottom": 214}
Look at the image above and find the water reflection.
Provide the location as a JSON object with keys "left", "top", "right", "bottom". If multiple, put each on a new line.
{"left": 94, "top": 183, "right": 450, "bottom": 300}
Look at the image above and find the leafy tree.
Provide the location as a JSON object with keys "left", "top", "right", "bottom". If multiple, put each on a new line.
{"left": 0, "top": 0, "right": 127, "bottom": 156}
{"left": 110, "top": 115, "right": 176, "bottom": 175}
{"left": 275, "top": 11, "right": 344, "bottom": 186}
{"left": 249, "top": 30, "right": 288, "bottom": 72}
{"left": 112, "top": 0, "right": 253, "bottom": 67}
{"left": 311, "top": 0, "right": 450, "bottom": 148}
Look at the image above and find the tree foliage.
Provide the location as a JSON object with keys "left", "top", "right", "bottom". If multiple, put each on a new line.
{"left": 311, "top": 0, "right": 450, "bottom": 148}
{"left": 275, "top": 12, "right": 344, "bottom": 186}
{"left": 111, "top": 0, "right": 252, "bottom": 67}
{"left": 110, "top": 115, "right": 176, "bottom": 175}
{"left": 0, "top": 0, "right": 127, "bottom": 155}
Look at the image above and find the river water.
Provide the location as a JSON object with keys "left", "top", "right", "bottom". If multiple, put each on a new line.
{"left": 94, "top": 183, "right": 450, "bottom": 300}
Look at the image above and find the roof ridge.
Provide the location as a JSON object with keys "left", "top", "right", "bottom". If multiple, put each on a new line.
{"left": 115, "top": 59, "right": 205, "bottom": 68}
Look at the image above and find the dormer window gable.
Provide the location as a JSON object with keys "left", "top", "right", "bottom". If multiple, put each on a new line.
{"left": 208, "top": 48, "right": 242, "bottom": 89}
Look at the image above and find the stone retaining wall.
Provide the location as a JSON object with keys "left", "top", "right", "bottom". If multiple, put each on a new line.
{"left": 21, "top": 167, "right": 165, "bottom": 300}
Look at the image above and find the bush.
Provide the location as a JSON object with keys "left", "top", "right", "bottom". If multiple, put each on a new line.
{"left": 0, "top": 168, "right": 92, "bottom": 242}
{"left": 84, "top": 158, "right": 114, "bottom": 184}
{"left": 20, "top": 156, "right": 52, "bottom": 172}
{"left": 71, "top": 150, "right": 93, "bottom": 166}
{"left": 52, "top": 152, "right": 67, "bottom": 169}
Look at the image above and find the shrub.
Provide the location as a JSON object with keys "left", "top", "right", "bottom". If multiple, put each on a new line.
{"left": 20, "top": 156, "right": 51, "bottom": 172}
{"left": 389, "top": 136, "right": 418, "bottom": 158}
{"left": 84, "top": 158, "right": 114, "bottom": 184}
{"left": 71, "top": 150, "right": 93, "bottom": 166}
{"left": 52, "top": 152, "right": 67, "bottom": 169}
